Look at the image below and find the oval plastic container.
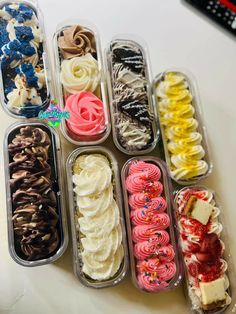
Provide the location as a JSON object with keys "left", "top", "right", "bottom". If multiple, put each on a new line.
{"left": 0, "top": 0, "right": 52, "bottom": 118}
{"left": 121, "top": 156, "right": 183, "bottom": 293}
{"left": 4, "top": 121, "right": 68, "bottom": 266}
{"left": 105, "top": 36, "right": 159, "bottom": 155}
{"left": 53, "top": 20, "right": 111, "bottom": 145}
{"left": 174, "top": 186, "right": 236, "bottom": 314}
{"left": 153, "top": 69, "right": 213, "bottom": 185}
{"left": 66, "top": 146, "right": 129, "bottom": 288}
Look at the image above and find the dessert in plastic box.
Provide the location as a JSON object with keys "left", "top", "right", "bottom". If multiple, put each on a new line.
{"left": 4, "top": 122, "right": 68, "bottom": 266}
{"left": 0, "top": 1, "right": 51, "bottom": 118}
{"left": 66, "top": 147, "right": 128, "bottom": 288}
{"left": 121, "top": 157, "right": 183, "bottom": 292}
{"left": 155, "top": 70, "right": 212, "bottom": 185}
{"left": 53, "top": 21, "right": 110, "bottom": 145}
{"left": 175, "top": 186, "right": 232, "bottom": 313}
{"left": 106, "top": 38, "right": 158, "bottom": 155}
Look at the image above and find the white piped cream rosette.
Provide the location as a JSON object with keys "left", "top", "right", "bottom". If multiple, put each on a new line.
{"left": 72, "top": 154, "right": 124, "bottom": 281}
{"left": 60, "top": 53, "right": 100, "bottom": 94}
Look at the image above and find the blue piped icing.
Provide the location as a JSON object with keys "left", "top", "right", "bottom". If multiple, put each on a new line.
{"left": 16, "top": 63, "right": 39, "bottom": 88}
{"left": 0, "top": 2, "right": 47, "bottom": 118}
{"left": 1, "top": 39, "right": 36, "bottom": 68}
{"left": 4, "top": 3, "right": 34, "bottom": 22}
{"left": 0, "top": 20, "right": 9, "bottom": 56}
{"left": 4, "top": 75, "right": 16, "bottom": 94}
{"left": 15, "top": 26, "right": 34, "bottom": 42}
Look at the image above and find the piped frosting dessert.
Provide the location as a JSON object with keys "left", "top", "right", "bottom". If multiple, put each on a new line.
{"left": 57, "top": 24, "right": 106, "bottom": 141}
{"left": 109, "top": 40, "right": 155, "bottom": 153}
{"left": 125, "top": 160, "right": 176, "bottom": 292}
{"left": 0, "top": 2, "right": 48, "bottom": 117}
{"left": 175, "top": 187, "right": 231, "bottom": 312}
{"left": 156, "top": 72, "right": 208, "bottom": 181}
{"left": 72, "top": 154, "right": 124, "bottom": 281}
{"left": 8, "top": 126, "right": 60, "bottom": 260}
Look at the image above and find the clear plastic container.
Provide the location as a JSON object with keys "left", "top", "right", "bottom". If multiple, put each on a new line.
{"left": 4, "top": 121, "right": 68, "bottom": 266}
{"left": 105, "top": 36, "right": 159, "bottom": 155}
{"left": 0, "top": 0, "right": 52, "bottom": 118}
{"left": 52, "top": 20, "right": 111, "bottom": 145}
{"left": 153, "top": 69, "right": 213, "bottom": 185}
{"left": 66, "top": 146, "right": 129, "bottom": 288}
{"left": 121, "top": 156, "right": 183, "bottom": 293}
{"left": 174, "top": 186, "right": 236, "bottom": 313}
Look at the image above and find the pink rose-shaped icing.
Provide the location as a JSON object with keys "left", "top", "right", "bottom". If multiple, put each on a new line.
{"left": 132, "top": 227, "right": 169, "bottom": 243}
{"left": 128, "top": 161, "right": 161, "bottom": 180}
{"left": 131, "top": 210, "right": 170, "bottom": 227}
{"left": 138, "top": 260, "right": 176, "bottom": 281}
{"left": 65, "top": 91, "right": 105, "bottom": 137}
{"left": 128, "top": 194, "right": 166, "bottom": 212}
{"left": 126, "top": 173, "right": 163, "bottom": 195}
{"left": 134, "top": 241, "right": 173, "bottom": 260}
{"left": 137, "top": 273, "right": 169, "bottom": 292}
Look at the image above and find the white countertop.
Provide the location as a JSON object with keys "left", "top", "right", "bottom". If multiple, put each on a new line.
{"left": 0, "top": 0, "right": 236, "bottom": 313}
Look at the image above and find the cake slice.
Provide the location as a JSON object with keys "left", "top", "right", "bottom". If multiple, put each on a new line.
{"left": 185, "top": 196, "right": 214, "bottom": 225}
{"left": 200, "top": 277, "right": 227, "bottom": 310}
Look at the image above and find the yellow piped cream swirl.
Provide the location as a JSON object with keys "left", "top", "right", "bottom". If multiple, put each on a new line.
{"left": 156, "top": 72, "right": 208, "bottom": 181}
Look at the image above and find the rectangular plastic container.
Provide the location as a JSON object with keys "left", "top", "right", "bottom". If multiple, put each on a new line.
{"left": 66, "top": 146, "right": 129, "bottom": 288}
{"left": 174, "top": 186, "right": 236, "bottom": 313}
{"left": 153, "top": 69, "right": 213, "bottom": 185}
{"left": 105, "top": 36, "right": 159, "bottom": 155}
{"left": 121, "top": 156, "right": 183, "bottom": 293}
{"left": 0, "top": 0, "right": 52, "bottom": 118}
{"left": 4, "top": 121, "right": 68, "bottom": 266}
{"left": 53, "top": 20, "right": 110, "bottom": 145}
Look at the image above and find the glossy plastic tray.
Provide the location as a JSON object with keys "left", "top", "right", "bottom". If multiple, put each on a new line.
{"left": 121, "top": 156, "right": 183, "bottom": 293}
{"left": 53, "top": 20, "right": 110, "bottom": 145}
{"left": 66, "top": 146, "right": 129, "bottom": 288}
{"left": 4, "top": 121, "right": 68, "bottom": 266}
{"left": 0, "top": 0, "right": 52, "bottom": 118}
{"left": 153, "top": 69, "right": 213, "bottom": 185}
{"left": 174, "top": 186, "right": 236, "bottom": 313}
{"left": 106, "top": 36, "right": 159, "bottom": 155}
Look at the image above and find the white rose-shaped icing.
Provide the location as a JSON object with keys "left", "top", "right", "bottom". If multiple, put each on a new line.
{"left": 60, "top": 53, "right": 100, "bottom": 94}
{"left": 73, "top": 154, "right": 124, "bottom": 281}
{"left": 7, "top": 75, "right": 42, "bottom": 110}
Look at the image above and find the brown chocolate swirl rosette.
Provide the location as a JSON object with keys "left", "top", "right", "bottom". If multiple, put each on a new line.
{"left": 58, "top": 25, "right": 96, "bottom": 59}
{"left": 8, "top": 126, "right": 60, "bottom": 261}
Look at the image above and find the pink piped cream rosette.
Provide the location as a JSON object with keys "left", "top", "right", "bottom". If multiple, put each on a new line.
{"left": 125, "top": 160, "right": 177, "bottom": 292}
{"left": 65, "top": 91, "right": 105, "bottom": 137}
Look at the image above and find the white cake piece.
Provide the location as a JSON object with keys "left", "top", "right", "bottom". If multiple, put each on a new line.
{"left": 190, "top": 198, "right": 214, "bottom": 225}
{"left": 200, "top": 277, "right": 226, "bottom": 306}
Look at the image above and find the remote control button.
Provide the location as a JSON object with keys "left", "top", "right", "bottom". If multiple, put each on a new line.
{"left": 232, "top": 17, "right": 236, "bottom": 28}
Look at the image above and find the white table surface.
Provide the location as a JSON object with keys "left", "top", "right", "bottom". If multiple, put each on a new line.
{"left": 0, "top": 0, "right": 236, "bottom": 313}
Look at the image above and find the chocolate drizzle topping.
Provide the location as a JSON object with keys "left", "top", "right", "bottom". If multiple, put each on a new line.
{"left": 110, "top": 40, "right": 154, "bottom": 151}
{"left": 118, "top": 99, "right": 151, "bottom": 125}
{"left": 112, "top": 43, "right": 144, "bottom": 74}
